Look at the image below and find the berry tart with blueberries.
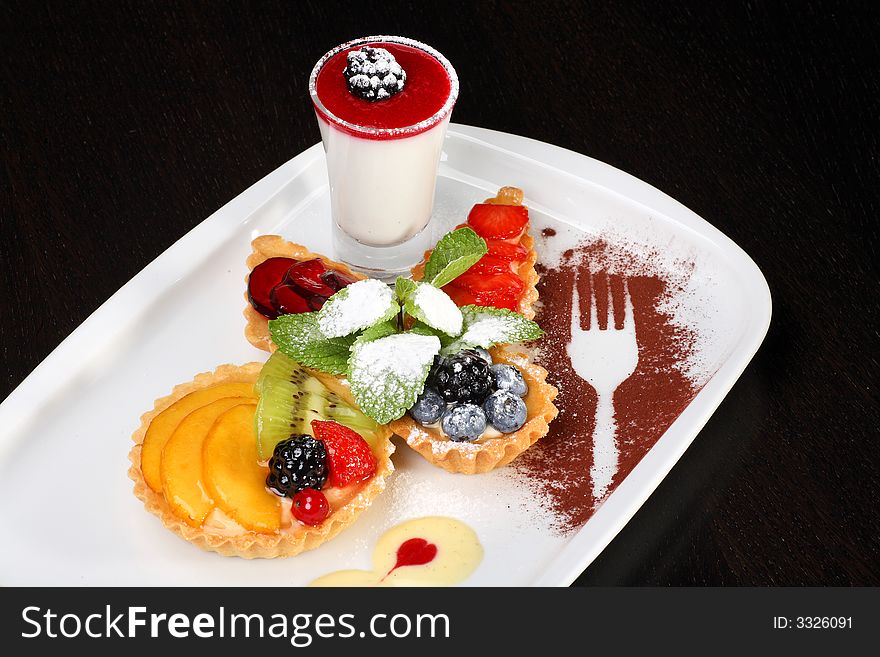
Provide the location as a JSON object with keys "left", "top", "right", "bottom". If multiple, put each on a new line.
{"left": 390, "top": 187, "right": 558, "bottom": 474}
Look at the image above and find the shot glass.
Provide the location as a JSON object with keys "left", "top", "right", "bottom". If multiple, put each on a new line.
{"left": 309, "top": 36, "right": 459, "bottom": 279}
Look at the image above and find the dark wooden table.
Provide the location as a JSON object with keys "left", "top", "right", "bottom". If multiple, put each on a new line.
{"left": 3, "top": 1, "right": 877, "bottom": 585}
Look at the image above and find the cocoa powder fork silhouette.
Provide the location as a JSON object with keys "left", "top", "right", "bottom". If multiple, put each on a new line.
{"left": 567, "top": 274, "right": 639, "bottom": 500}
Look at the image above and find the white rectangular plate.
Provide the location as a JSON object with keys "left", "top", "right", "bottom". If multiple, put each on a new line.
{"left": 0, "top": 124, "right": 770, "bottom": 586}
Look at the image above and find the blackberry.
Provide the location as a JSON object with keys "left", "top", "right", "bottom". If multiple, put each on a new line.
{"left": 440, "top": 403, "right": 487, "bottom": 442}
{"left": 409, "top": 387, "right": 445, "bottom": 425}
{"left": 490, "top": 363, "right": 528, "bottom": 397}
{"left": 266, "top": 434, "right": 328, "bottom": 497}
{"left": 343, "top": 46, "right": 406, "bottom": 101}
{"left": 483, "top": 390, "right": 527, "bottom": 433}
{"left": 429, "top": 349, "right": 495, "bottom": 404}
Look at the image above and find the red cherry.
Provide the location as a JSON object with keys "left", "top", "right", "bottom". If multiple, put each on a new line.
{"left": 320, "top": 269, "right": 356, "bottom": 291}
{"left": 247, "top": 257, "right": 297, "bottom": 319}
{"left": 269, "top": 283, "right": 311, "bottom": 315}
{"left": 291, "top": 488, "right": 330, "bottom": 526}
{"left": 283, "top": 259, "right": 335, "bottom": 297}
{"left": 486, "top": 239, "right": 528, "bottom": 262}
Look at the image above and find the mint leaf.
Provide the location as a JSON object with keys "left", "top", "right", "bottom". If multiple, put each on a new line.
{"left": 348, "top": 332, "right": 441, "bottom": 424}
{"left": 269, "top": 312, "right": 356, "bottom": 376}
{"left": 357, "top": 319, "right": 398, "bottom": 344}
{"left": 317, "top": 278, "right": 398, "bottom": 338}
{"left": 410, "top": 321, "right": 455, "bottom": 349}
{"left": 440, "top": 305, "right": 543, "bottom": 355}
{"left": 395, "top": 276, "right": 418, "bottom": 304}
{"left": 403, "top": 281, "right": 463, "bottom": 336}
{"left": 423, "top": 227, "right": 487, "bottom": 288}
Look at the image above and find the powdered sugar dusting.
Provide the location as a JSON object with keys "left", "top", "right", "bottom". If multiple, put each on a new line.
{"left": 460, "top": 316, "right": 514, "bottom": 346}
{"left": 354, "top": 333, "right": 438, "bottom": 383}
{"left": 413, "top": 284, "right": 463, "bottom": 336}
{"left": 349, "top": 332, "right": 440, "bottom": 424}
{"left": 318, "top": 279, "right": 395, "bottom": 338}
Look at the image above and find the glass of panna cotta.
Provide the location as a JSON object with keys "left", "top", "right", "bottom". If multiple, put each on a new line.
{"left": 309, "top": 36, "right": 459, "bottom": 278}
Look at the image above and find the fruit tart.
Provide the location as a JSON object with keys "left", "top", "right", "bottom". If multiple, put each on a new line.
{"left": 390, "top": 187, "right": 558, "bottom": 474}
{"left": 241, "top": 188, "right": 556, "bottom": 476}
{"left": 129, "top": 356, "right": 394, "bottom": 558}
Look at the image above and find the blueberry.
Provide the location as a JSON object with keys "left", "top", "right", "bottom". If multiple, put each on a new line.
{"left": 490, "top": 364, "right": 528, "bottom": 397}
{"left": 409, "top": 388, "right": 445, "bottom": 425}
{"left": 483, "top": 390, "right": 527, "bottom": 433}
{"left": 440, "top": 403, "right": 487, "bottom": 442}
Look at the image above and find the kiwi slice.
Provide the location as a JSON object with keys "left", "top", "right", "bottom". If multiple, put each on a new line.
{"left": 254, "top": 351, "right": 383, "bottom": 460}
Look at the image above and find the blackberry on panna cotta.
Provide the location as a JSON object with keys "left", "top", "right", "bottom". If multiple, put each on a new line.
{"left": 266, "top": 435, "right": 328, "bottom": 497}
{"left": 343, "top": 46, "right": 406, "bottom": 101}
{"left": 429, "top": 349, "right": 495, "bottom": 404}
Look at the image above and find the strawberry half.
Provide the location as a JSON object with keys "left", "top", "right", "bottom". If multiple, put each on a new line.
{"left": 454, "top": 270, "right": 526, "bottom": 296}
{"left": 311, "top": 420, "right": 376, "bottom": 488}
{"left": 486, "top": 239, "right": 528, "bottom": 262}
{"left": 469, "top": 255, "right": 514, "bottom": 276}
{"left": 467, "top": 204, "right": 529, "bottom": 239}
{"left": 442, "top": 284, "right": 479, "bottom": 307}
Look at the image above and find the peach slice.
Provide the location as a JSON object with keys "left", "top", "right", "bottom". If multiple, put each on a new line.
{"left": 202, "top": 403, "right": 280, "bottom": 533}
{"left": 160, "top": 396, "right": 255, "bottom": 527}
{"left": 141, "top": 382, "right": 256, "bottom": 491}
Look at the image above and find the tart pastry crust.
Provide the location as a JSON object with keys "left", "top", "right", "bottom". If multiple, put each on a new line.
{"left": 129, "top": 362, "right": 395, "bottom": 558}
{"left": 395, "top": 186, "right": 557, "bottom": 473}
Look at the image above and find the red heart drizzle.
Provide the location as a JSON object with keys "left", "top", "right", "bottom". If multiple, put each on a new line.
{"left": 385, "top": 538, "right": 438, "bottom": 578}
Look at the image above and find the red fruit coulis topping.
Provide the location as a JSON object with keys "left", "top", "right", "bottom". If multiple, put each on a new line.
{"left": 314, "top": 42, "right": 452, "bottom": 138}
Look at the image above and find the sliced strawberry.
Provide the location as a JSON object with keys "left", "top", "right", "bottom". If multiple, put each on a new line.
{"left": 486, "top": 239, "right": 528, "bottom": 262}
{"left": 311, "top": 420, "right": 376, "bottom": 488}
{"left": 459, "top": 285, "right": 519, "bottom": 310}
{"left": 442, "top": 284, "right": 479, "bottom": 307}
{"left": 247, "top": 257, "right": 297, "bottom": 319}
{"left": 283, "top": 259, "right": 334, "bottom": 297}
{"left": 473, "top": 289, "right": 519, "bottom": 310}
{"left": 454, "top": 270, "right": 526, "bottom": 296}
{"left": 469, "top": 255, "right": 514, "bottom": 276}
{"left": 270, "top": 283, "right": 311, "bottom": 315}
{"left": 444, "top": 278, "right": 521, "bottom": 311}
{"left": 467, "top": 204, "right": 528, "bottom": 239}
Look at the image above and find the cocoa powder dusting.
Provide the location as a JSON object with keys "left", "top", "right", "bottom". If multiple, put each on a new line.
{"left": 514, "top": 238, "right": 702, "bottom": 533}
